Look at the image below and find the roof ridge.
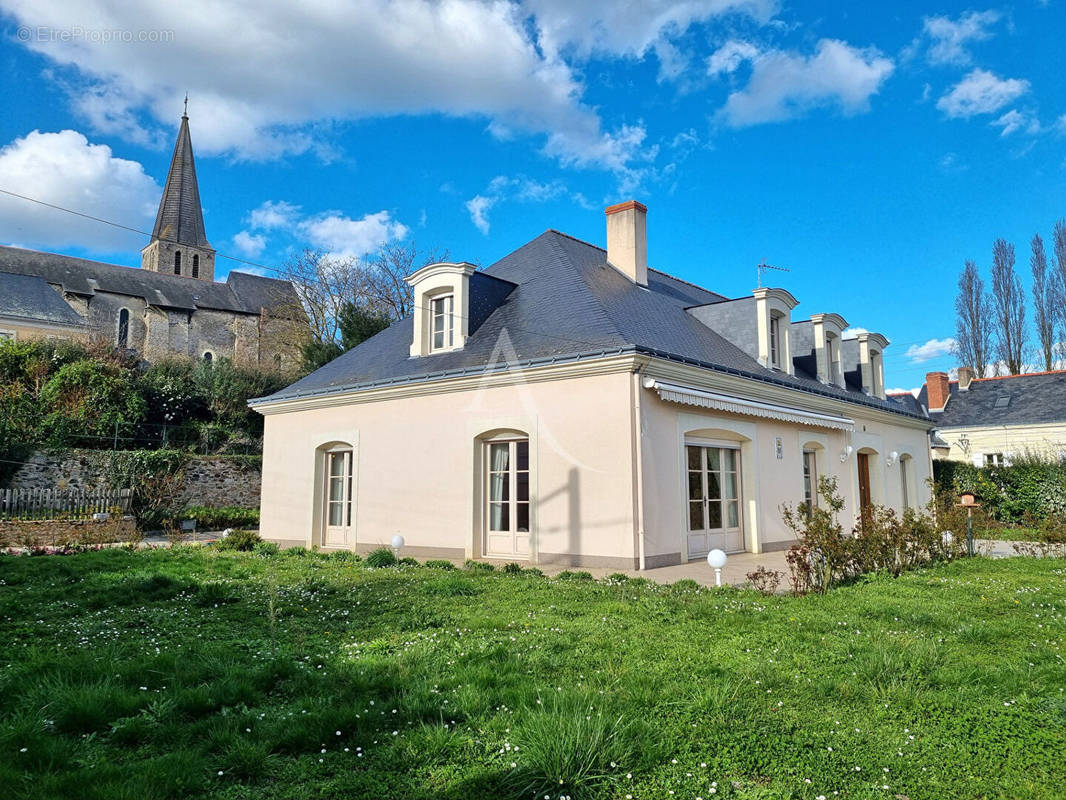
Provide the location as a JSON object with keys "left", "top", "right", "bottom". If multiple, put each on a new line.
{"left": 544, "top": 231, "right": 628, "bottom": 347}
{"left": 545, "top": 228, "right": 725, "bottom": 300}
{"left": 973, "top": 369, "right": 1066, "bottom": 382}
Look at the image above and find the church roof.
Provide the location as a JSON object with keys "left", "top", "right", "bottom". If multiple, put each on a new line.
{"left": 0, "top": 245, "right": 299, "bottom": 317}
{"left": 151, "top": 113, "right": 212, "bottom": 250}
{"left": 0, "top": 271, "right": 85, "bottom": 327}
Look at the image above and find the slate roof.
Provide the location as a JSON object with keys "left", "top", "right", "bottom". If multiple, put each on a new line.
{"left": 927, "top": 372, "right": 1066, "bottom": 428}
{"left": 152, "top": 114, "right": 211, "bottom": 249}
{"left": 0, "top": 245, "right": 299, "bottom": 316}
{"left": 259, "top": 229, "right": 924, "bottom": 421}
{"left": 0, "top": 271, "right": 85, "bottom": 327}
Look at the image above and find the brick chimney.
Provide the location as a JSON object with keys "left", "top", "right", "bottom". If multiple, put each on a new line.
{"left": 957, "top": 366, "right": 976, "bottom": 391}
{"left": 605, "top": 200, "right": 647, "bottom": 286}
{"left": 926, "top": 371, "right": 951, "bottom": 411}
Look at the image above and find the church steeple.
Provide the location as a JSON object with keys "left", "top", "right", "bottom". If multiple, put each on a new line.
{"left": 141, "top": 105, "right": 216, "bottom": 281}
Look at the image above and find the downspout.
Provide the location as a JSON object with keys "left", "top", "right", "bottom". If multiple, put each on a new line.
{"left": 631, "top": 368, "right": 647, "bottom": 571}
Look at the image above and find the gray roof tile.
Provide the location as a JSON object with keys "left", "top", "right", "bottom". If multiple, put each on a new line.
{"left": 0, "top": 271, "right": 85, "bottom": 326}
{"left": 931, "top": 372, "right": 1066, "bottom": 427}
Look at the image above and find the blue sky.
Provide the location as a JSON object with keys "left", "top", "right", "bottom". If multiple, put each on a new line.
{"left": 0, "top": 1, "right": 1064, "bottom": 391}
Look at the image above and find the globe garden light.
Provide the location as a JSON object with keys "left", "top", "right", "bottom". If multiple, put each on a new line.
{"left": 886, "top": 451, "right": 899, "bottom": 467}
{"left": 391, "top": 534, "right": 405, "bottom": 555}
{"left": 707, "top": 548, "right": 728, "bottom": 587}
{"left": 839, "top": 445, "right": 854, "bottom": 463}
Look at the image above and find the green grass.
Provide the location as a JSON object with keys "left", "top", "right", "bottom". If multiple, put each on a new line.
{"left": 0, "top": 549, "right": 1064, "bottom": 799}
{"left": 979, "top": 526, "right": 1042, "bottom": 542}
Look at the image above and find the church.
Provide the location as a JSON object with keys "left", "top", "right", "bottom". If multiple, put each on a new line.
{"left": 0, "top": 111, "right": 304, "bottom": 371}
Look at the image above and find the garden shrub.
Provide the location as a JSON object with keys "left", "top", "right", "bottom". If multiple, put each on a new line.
{"left": 934, "top": 457, "right": 1066, "bottom": 522}
{"left": 424, "top": 559, "right": 456, "bottom": 570}
{"left": 366, "top": 547, "right": 398, "bottom": 568}
{"left": 521, "top": 567, "right": 545, "bottom": 578}
{"left": 464, "top": 559, "right": 495, "bottom": 572}
{"left": 40, "top": 359, "right": 147, "bottom": 445}
{"left": 183, "top": 506, "right": 260, "bottom": 530}
{"left": 398, "top": 556, "right": 419, "bottom": 566}
{"left": 215, "top": 529, "right": 262, "bottom": 552}
{"left": 253, "top": 541, "right": 279, "bottom": 557}
{"left": 746, "top": 566, "right": 782, "bottom": 595}
{"left": 503, "top": 562, "right": 523, "bottom": 574}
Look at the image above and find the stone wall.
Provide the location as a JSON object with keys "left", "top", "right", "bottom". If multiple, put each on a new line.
{"left": 3, "top": 450, "right": 261, "bottom": 509}
{"left": 0, "top": 516, "right": 136, "bottom": 547}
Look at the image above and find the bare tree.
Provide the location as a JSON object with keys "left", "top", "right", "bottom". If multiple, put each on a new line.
{"left": 364, "top": 241, "right": 449, "bottom": 320}
{"left": 1031, "top": 233, "right": 1056, "bottom": 371}
{"left": 990, "top": 238, "right": 1027, "bottom": 375}
{"left": 953, "top": 259, "right": 992, "bottom": 377}
{"left": 276, "top": 249, "right": 365, "bottom": 348}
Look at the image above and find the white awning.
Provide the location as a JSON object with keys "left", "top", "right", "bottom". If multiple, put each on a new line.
{"left": 643, "top": 377, "right": 855, "bottom": 432}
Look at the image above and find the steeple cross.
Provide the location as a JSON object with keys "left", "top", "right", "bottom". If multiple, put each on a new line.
{"left": 183, "top": 93, "right": 189, "bottom": 117}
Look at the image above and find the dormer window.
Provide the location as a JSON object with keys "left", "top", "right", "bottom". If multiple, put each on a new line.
{"left": 430, "top": 295, "right": 454, "bottom": 352}
{"left": 769, "top": 314, "right": 782, "bottom": 368}
{"left": 811, "top": 313, "right": 847, "bottom": 386}
{"left": 406, "top": 261, "right": 477, "bottom": 358}
{"left": 856, "top": 332, "right": 890, "bottom": 399}
{"left": 826, "top": 335, "right": 839, "bottom": 384}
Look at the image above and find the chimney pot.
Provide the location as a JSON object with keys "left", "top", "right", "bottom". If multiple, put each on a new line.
{"left": 926, "top": 371, "right": 951, "bottom": 411}
{"left": 605, "top": 200, "right": 648, "bottom": 285}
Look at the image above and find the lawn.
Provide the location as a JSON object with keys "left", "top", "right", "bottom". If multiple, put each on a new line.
{"left": 1, "top": 549, "right": 1064, "bottom": 800}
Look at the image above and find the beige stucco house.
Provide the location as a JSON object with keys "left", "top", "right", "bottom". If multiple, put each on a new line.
{"left": 902, "top": 369, "right": 1066, "bottom": 465}
{"left": 253, "top": 201, "right": 933, "bottom": 569}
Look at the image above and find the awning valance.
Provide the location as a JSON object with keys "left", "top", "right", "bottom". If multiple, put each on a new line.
{"left": 643, "top": 378, "right": 855, "bottom": 432}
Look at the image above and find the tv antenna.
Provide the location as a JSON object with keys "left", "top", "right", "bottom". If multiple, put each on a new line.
{"left": 756, "top": 260, "right": 790, "bottom": 288}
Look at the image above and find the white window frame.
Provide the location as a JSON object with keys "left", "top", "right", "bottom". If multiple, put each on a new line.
{"left": 769, "top": 314, "right": 781, "bottom": 368}
{"left": 899, "top": 455, "right": 911, "bottom": 510}
{"left": 826, "top": 334, "right": 839, "bottom": 384}
{"left": 802, "top": 449, "right": 818, "bottom": 511}
{"left": 323, "top": 446, "right": 354, "bottom": 537}
{"left": 429, "top": 294, "right": 454, "bottom": 353}
{"left": 685, "top": 443, "right": 742, "bottom": 537}
{"left": 483, "top": 436, "right": 531, "bottom": 558}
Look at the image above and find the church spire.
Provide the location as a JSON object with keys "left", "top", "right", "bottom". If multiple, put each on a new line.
{"left": 141, "top": 108, "right": 216, "bottom": 280}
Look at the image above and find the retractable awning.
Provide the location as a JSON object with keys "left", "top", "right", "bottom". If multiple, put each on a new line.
{"left": 643, "top": 377, "right": 855, "bottom": 432}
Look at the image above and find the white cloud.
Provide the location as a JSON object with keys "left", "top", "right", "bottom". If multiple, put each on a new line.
{"left": 465, "top": 195, "right": 496, "bottom": 235}
{"left": 991, "top": 109, "right": 1041, "bottom": 137}
{"left": 1052, "top": 114, "right": 1066, "bottom": 135}
{"left": 921, "top": 10, "right": 1001, "bottom": 66}
{"left": 299, "top": 211, "right": 409, "bottom": 260}
{"left": 249, "top": 200, "right": 302, "bottom": 231}
{"left": 718, "top": 39, "right": 895, "bottom": 127}
{"left": 886, "top": 387, "right": 921, "bottom": 397}
{"left": 707, "top": 39, "right": 760, "bottom": 75}
{"left": 465, "top": 174, "right": 570, "bottom": 234}
{"left": 0, "top": 129, "right": 159, "bottom": 254}
{"left": 4, "top": 0, "right": 773, "bottom": 173}
{"left": 842, "top": 326, "right": 869, "bottom": 338}
{"left": 232, "top": 231, "right": 266, "bottom": 258}
{"left": 905, "top": 337, "right": 956, "bottom": 363}
{"left": 525, "top": 0, "right": 778, "bottom": 78}
{"left": 937, "top": 69, "right": 1030, "bottom": 118}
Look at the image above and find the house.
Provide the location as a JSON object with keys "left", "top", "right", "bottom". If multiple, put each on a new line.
{"left": 0, "top": 111, "right": 303, "bottom": 370}
{"left": 252, "top": 201, "right": 933, "bottom": 568}
{"left": 901, "top": 369, "right": 1066, "bottom": 465}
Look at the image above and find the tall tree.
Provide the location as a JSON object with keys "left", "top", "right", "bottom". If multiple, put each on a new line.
{"left": 1031, "top": 233, "right": 1056, "bottom": 371}
{"left": 990, "top": 238, "right": 1027, "bottom": 375}
{"left": 1052, "top": 219, "right": 1066, "bottom": 364}
{"left": 953, "top": 259, "right": 992, "bottom": 377}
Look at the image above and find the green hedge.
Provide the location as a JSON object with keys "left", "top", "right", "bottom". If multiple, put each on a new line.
{"left": 182, "top": 506, "right": 260, "bottom": 530}
{"left": 933, "top": 459, "right": 1066, "bottom": 521}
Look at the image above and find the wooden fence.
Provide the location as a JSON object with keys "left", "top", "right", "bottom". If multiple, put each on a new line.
{"left": 0, "top": 487, "right": 132, "bottom": 521}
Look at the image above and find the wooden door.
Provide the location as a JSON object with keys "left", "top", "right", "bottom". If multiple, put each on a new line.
{"left": 857, "top": 452, "right": 872, "bottom": 524}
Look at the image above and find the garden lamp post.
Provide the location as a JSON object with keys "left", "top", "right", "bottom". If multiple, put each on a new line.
{"left": 391, "top": 534, "right": 405, "bottom": 557}
{"left": 958, "top": 492, "right": 979, "bottom": 557}
{"left": 707, "top": 549, "right": 728, "bottom": 587}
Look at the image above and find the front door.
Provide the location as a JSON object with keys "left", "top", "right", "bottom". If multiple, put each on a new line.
{"left": 323, "top": 449, "right": 353, "bottom": 546}
{"left": 484, "top": 439, "right": 530, "bottom": 558}
{"left": 857, "top": 452, "right": 872, "bottom": 525}
{"left": 686, "top": 444, "right": 743, "bottom": 558}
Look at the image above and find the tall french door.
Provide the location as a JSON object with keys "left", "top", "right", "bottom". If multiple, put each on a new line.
{"left": 484, "top": 439, "right": 530, "bottom": 558}
{"left": 857, "top": 452, "right": 872, "bottom": 527}
{"left": 323, "top": 449, "right": 353, "bottom": 546}
{"left": 686, "top": 444, "right": 743, "bottom": 557}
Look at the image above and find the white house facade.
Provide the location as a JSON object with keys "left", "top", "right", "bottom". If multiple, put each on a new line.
{"left": 253, "top": 201, "right": 933, "bottom": 568}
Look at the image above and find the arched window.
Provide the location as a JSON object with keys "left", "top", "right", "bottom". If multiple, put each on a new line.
{"left": 174, "top": 251, "right": 182, "bottom": 275}
{"left": 899, "top": 454, "right": 913, "bottom": 510}
{"left": 117, "top": 308, "right": 129, "bottom": 348}
{"left": 202, "top": 351, "right": 213, "bottom": 363}
{"left": 192, "top": 254, "right": 200, "bottom": 278}
{"left": 317, "top": 443, "right": 355, "bottom": 547}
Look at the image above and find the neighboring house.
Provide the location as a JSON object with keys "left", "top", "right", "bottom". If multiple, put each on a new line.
{"left": 900, "top": 369, "right": 1066, "bottom": 465}
{"left": 0, "top": 271, "right": 87, "bottom": 343}
{"left": 0, "top": 111, "right": 303, "bottom": 370}
{"left": 252, "top": 201, "right": 933, "bottom": 568}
